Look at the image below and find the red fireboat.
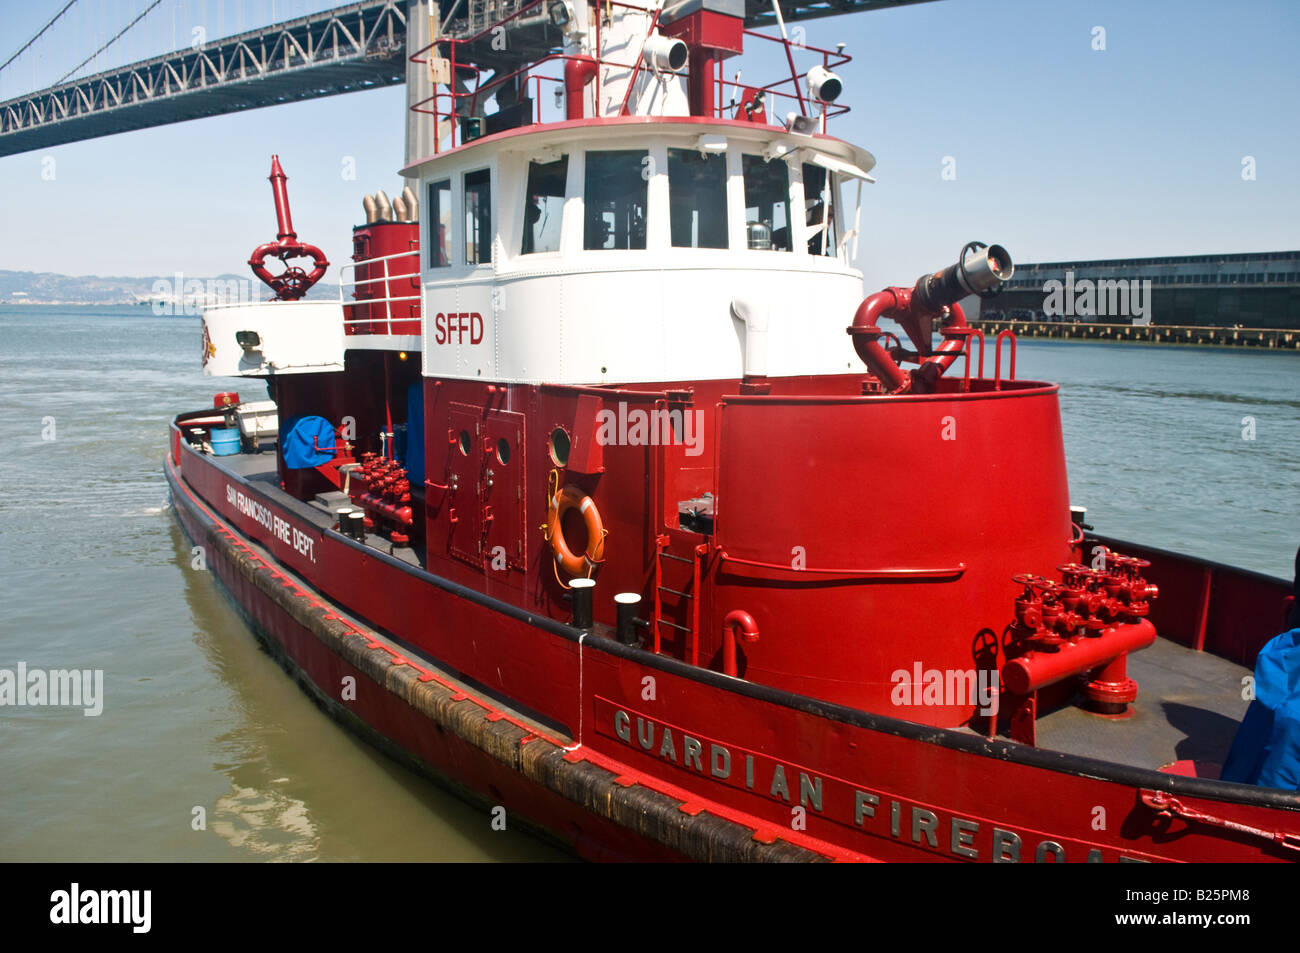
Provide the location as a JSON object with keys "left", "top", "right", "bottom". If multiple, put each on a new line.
{"left": 167, "top": 0, "right": 1299, "bottom": 861}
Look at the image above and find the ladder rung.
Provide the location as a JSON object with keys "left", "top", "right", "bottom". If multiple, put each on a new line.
{"left": 657, "top": 586, "right": 693, "bottom": 599}
{"left": 659, "top": 552, "right": 695, "bottom": 564}
{"left": 656, "top": 619, "right": 692, "bottom": 633}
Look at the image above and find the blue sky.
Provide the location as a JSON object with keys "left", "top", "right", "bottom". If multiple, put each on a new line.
{"left": 0, "top": 0, "right": 1296, "bottom": 288}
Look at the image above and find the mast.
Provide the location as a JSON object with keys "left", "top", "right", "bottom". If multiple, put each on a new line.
{"left": 406, "top": 0, "right": 436, "bottom": 181}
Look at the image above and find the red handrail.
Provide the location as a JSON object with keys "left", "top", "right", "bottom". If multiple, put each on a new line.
{"left": 994, "top": 329, "right": 1017, "bottom": 390}
{"left": 407, "top": 9, "right": 855, "bottom": 152}
{"left": 718, "top": 550, "right": 966, "bottom": 581}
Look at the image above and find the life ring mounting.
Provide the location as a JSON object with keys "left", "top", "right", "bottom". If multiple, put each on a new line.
{"left": 546, "top": 483, "right": 606, "bottom": 580}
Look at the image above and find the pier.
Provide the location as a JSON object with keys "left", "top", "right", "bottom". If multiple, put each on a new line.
{"left": 970, "top": 320, "right": 1300, "bottom": 350}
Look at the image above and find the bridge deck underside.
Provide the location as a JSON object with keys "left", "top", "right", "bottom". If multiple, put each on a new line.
{"left": 1, "top": 60, "right": 405, "bottom": 156}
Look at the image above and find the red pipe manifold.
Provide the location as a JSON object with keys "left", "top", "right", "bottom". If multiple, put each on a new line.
{"left": 1002, "top": 619, "right": 1156, "bottom": 696}
{"left": 1003, "top": 551, "right": 1160, "bottom": 713}
{"left": 848, "top": 243, "right": 1013, "bottom": 394}
{"left": 353, "top": 453, "right": 414, "bottom": 539}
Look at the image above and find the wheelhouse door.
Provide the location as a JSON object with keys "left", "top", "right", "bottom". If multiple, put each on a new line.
{"left": 447, "top": 403, "right": 483, "bottom": 563}
{"left": 482, "top": 410, "right": 526, "bottom": 571}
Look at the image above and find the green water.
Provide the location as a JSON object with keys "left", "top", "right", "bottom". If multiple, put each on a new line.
{"left": 0, "top": 306, "right": 566, "bottom": 861}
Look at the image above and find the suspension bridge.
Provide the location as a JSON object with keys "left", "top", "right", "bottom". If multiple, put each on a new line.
{"left": 0, "top": 0, "right": 931, "bottom": 159}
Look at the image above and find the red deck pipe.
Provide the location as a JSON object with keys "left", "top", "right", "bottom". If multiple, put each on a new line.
{"left": 1002, "top": 618, "right": 1156, "bottom": 695}
{"left": 722, "top": 610, "right": 759, "bottom": 677}
{"left": 359, "top": 494, "right": 413, "bottom": 526}
{"left": 847, "top": 288, "right": 913, "bottom": 394}
{"left": 1082, "top": 650, "right": 1140, "bottom": 711}
{"left": 688, "top": 47, "right": 716, "bottom": 117}
{"left": 564, "top": 56, "right": 598, "bottom": 121}
{"left": 924, "top": 302, "right": 972, "bottom": 374}
{"left": 848, "top": 289, "right": 975, "bottom": 395}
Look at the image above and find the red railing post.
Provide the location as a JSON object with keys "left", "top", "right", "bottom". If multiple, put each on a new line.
{"left": 994, "top": 329, "right": 1018, "bottom": 390}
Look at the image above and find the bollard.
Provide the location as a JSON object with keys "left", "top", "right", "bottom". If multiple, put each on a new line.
{"left": 570, "top": 578, "right": 595, "bottom": 629}
{"left": 615, "top": 593, "right": 642, "bottom": 646}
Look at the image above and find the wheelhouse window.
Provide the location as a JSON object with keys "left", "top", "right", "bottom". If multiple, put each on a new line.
{"left": 668, "top": 148, "right": 727, "bottom": 249}
{"left": 464, "top": 169, "right": 492, "bottom": 265}
{"left": 802, "top": 162, "right": 838, "bottom": 257}
{"left": 584, "top": 150, "right": 648, "bottom": 250}
{"left": 741, "top": 155, "right": 791, "bottom": 251}
{"left": 521, "top": 156, "right": 568, "bottom": 255}
{"left": 427, "top": 179, "right": 451, "bottom": 268}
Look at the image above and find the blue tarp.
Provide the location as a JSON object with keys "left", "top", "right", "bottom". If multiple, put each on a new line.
{"left": 281, "top": 415, "right": 336, "bottom": 469}
{"left": 1221, "top": 628, "right": 1300, "bottom": 790}
{"left": 404, "top": 381, "right": 425, "bottom": 485}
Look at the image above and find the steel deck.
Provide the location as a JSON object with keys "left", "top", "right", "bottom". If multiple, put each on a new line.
{"left": 1033, "top": 636, "right": 1250, "bottom": 772}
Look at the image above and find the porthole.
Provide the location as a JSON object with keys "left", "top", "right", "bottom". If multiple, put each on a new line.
{"left": 549, "top": 428, "right": 570, "bottom": 467}
{"left": 458, "top": 429, "right": 472, "bottom": 456}
{"left": 496, "top": 438, "right": 511, "bottom": 465}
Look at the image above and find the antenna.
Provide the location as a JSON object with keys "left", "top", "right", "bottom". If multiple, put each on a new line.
{"left": 769, "top": 0, "right": 808, "bottom": 113}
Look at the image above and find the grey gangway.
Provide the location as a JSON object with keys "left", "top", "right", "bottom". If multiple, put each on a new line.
{"left": 0, "top": 0, "right": 933, "bottom": 159}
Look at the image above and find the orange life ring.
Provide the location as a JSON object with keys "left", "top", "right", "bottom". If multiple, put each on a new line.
{"left": 546, "top": 484, "right": 606, "bottom": 578}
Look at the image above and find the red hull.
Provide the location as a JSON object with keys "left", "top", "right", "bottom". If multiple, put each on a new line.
{"left": 167, "top": 436, "right": 1300, "bottom": 862}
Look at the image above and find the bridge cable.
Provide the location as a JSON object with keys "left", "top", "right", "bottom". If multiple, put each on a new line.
{"left": 55, "top": 0, "right": 164, "bottom": 86}
{"left": 0, "top": 1, "right": 80, "bottom": 75}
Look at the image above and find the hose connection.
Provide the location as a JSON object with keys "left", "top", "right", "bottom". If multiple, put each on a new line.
{"left": 1000, "top": 549, "right": 1160, "bottom": 743}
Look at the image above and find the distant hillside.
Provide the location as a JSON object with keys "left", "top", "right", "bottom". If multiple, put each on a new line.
{"left": 0, "top": 269, "right": 340, "bottom": 306}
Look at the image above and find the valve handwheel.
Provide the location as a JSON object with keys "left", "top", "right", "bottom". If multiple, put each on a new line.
{"left": 1012, "top": 572, "right": 1048, "bottom": 589}
{"left": 1012, "top": 573, "right": 1059, "bottom": 600}
{"left": 249, "top": 243, "right": 329, "bottom": 301}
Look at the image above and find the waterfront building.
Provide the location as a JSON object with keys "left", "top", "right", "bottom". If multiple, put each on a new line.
{"left": 974, "top": 250, "right": 1300, "bottom": 328}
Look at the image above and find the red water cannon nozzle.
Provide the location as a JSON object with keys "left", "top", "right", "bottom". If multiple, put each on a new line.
{"left": 848, "top": 241, "right": 1014, "bottom": 395}
{"left": 248, "top": 155, "right": 329, "bottom": 301}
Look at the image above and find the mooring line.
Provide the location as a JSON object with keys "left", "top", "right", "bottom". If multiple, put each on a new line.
{"left": 562, "top": 633, "right": 586, "bottom": 753}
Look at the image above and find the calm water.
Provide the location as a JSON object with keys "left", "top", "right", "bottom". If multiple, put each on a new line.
{"left": 0, "top": 306, "right": 1295, "bottom": 862}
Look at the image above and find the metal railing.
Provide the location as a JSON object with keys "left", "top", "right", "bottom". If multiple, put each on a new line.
{"left": 339, "top": 250, "right": 422, "bottom": 336}
{"left": 466, "top": 0, "right": 535, "bottom": 33}
{"left": 716, "top": 28, "right": 851, "bottom": 128}
{"left": 409, "top": 1, "right": 853, "bottom": 154}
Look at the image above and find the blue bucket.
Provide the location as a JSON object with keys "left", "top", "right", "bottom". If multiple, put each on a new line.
{"left": 210, "top": 426, "right": 241, "bottom": 456}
